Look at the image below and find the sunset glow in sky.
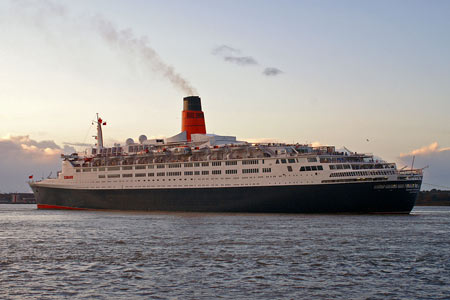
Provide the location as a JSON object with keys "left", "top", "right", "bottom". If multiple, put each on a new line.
{"left": 0, "top": 0, "right": 449, "bottom": 192}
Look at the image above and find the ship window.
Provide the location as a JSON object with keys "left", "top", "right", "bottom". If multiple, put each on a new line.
{"left": 148, "top": 173, "right": 154, "bottom": 177}
{"left": 122, "top": 166, "right": 132, "bottom": 170}
{"left": 212, "top": 162, "right": 222, "bottom": 166}
{"left": 226, "top": 161, "right": 237, "bottom": 166}
{"left": 107, "top": 174, "right": 120, "bottom": 178}
{"left": 82, "top": 168, "right": 91, "bottom": 172}
{"left": 281, "top": 159, "right": 287, "bottom": 164}
{"left": 98, "top": 175, "right": 105, "bottom": 178}
{"left": 262, "top": 168, "right": 271, "bottom": 173}
{"left": 76, "top": 169, "right": 81, "bottom": 172}
{"left": 184, "top": 171, "right": 193, "bottom": 176}
{"left": 336, "top": 165, "right": 343, "bottom": 170}
{"left": 307, "top": 157, "right": 317, "bottom": 162}
{"left": 288, "top": 159, "right": 296, "bottom": 163}
{"left": 202, "top": 171, "right": 209, "bottom": 175}
{"left": 305, "top": 166, "right": 312, "bottom": 171}
{"left": 202, "top": 162, "right": 209, "bottom": 167}
{"left": 157, "top": 164, "right": 165, "bottom": 169}
{"left": 343, "top": 164, "right": 351, "bottom": 169}
{"left": 194, "top": 171, "right": 200, "bottom": 175}
{"left": 311, "top": 166, "right": 317, "bottom": 171}
{"left": 148, "top": 165, "right": 154, "bottom": 169}
{"left": 212, "top": 170, "right": 222, "bottom": 175}
{"left": 135, "top": 173, "right": 146, "bottom": 177}
{"left": 276, "top": 160, "right": 280, "bottom": 164}
{"left": 225, "top": 170, "right": 238, "bottom": 174}
{"left": 242, "top": 160, "right": 258, "bottom": 165}
{"left": 194, "top": 163, "right": 200, "bottom": 167}
{"left": 135, "top": 165, "right": 146, "bottom": 170}
{"left": 287, "top": 166, "right": 293, "bottom": 172}
{"left": 300, "top": 167, "right": 305, "bottom": 171}
{"left": 329, "top": 165, "right": 336, "bottom": 170}
{"left": 122, "top": 174, "right": 132, "bottom": 178}
{"left": 157, "top": 172, "right": 165, "bottom": 176}
{"left": 318, "top": 166, "right": 323, "bottom": 170}
{"left": 184, "top": 163, "right": 193, "bottom": 168}
{"left": 99, "top": 167, "right": 105, "bottom": 171}
{"left": 168, "top": 163, "right": 181, "bottom": 168}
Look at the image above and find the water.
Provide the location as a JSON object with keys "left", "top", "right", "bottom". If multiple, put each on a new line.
{"left": 1, "top": 205, "right": 449, "bottom": 299}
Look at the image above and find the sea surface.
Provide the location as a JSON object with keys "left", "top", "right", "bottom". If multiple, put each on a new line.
{"left": 0, "top": 205, "right": 449, "bottom": 300}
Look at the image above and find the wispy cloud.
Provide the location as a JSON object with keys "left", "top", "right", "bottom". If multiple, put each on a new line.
{"left": 400, "top": 142, "right": 450, "bottom": 157}
{"left": 212, "top": 44, "right": 282, "bottom": 76}
{"left": 262, "top": 67, "right": 283, "bottom": 76}
{"left": 212, "top": 45, "right": 258, "bottom": 66}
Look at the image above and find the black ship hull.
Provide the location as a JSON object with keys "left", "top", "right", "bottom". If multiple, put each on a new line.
{"left": 30, "top": 181, "right": 420, "bottom": 213}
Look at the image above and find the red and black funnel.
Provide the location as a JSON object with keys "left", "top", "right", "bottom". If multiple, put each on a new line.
{"left": 182, "top": 96, "right": 206, "bottom": 141}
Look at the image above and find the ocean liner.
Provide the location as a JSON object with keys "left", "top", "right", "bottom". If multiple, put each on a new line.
{"left": 29, "top": 96, "right": 423, "bottom": 213}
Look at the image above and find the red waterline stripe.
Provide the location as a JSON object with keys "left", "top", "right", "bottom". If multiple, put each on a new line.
{"left": 37, "top": 204, "right": 87, "bottom": 210}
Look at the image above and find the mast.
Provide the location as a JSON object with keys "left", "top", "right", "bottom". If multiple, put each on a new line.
{"left": 96, "top": 113, "right": 106, "bottom": 152}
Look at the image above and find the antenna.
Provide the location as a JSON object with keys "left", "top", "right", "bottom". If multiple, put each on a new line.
{"left": 411, "top": 155, "right": 415, "bottom": 170}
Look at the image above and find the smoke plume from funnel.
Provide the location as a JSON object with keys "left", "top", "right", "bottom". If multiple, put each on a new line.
{"left": 11, "top": 0, "right": 197, "bottom": 95}
{"left": 93, "top": 17, "right": 197, "bottom": 95}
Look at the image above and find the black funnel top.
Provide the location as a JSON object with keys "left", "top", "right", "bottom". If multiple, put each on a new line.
{"left": 183, "top": 96, "right": 202, "bottom": 111}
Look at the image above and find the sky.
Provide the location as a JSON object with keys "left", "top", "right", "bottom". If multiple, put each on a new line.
{"left": 0, "top": 0, "right": 449, "bottom": 192}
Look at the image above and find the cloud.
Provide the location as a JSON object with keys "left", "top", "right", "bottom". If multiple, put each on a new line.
{"left": 398, "top": 142, "right": 450, "bottom": 190}
{"left": 0, "top": 135, "right": 75, "bottom": 192}
{"left": 212, "top": 44, "right": 282, "bottom": 74}
{"left": 400, "top": 142, "right": 450, "bottom": 157}
{"left": 224, "top": 56, "right": 258, "bottom": 66}
{"left": 212, "top": 45, "right": 258, "bottom": 66}
{"left": 262, "top": 67, "right": 283, "bottom": 76}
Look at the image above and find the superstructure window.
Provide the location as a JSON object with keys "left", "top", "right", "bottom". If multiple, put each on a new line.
{"left": 202, "top": 171, "right": 209, "bottom": 175}
{"left": 288, "top": 159, "right": 296, "bottom": 163}
{"left": 212, "top": 170, "right": 222, "bottom": 175}
{"left": 135, "top": 165, "right": 146, "bottom": 170}
{"left": 122, "top": 166, "right": 132, "bottom": 170}
{"left": 212, "top": 161, "right": 222, "bottom": 166}
{"left": 148, "top": 173, "right": 154, "bottom": 177}
{"left": 168, "top": 163, "right": 181, "bottom": 168}
{"left": 281, "top": 159, "right": 287, "bottom": 164}
{"left": 226, "top": 161, "right": 238, "bottom": 166}
{"left": 148, "top": 165, "right": 154, "bottom": 169}
{"left": 311, "top": 166, "right": 317, "bottom": 171}
{"left": 135, "top": 173, "right": 146, "bottom": 177}
{"left": 307, "top": 157, "right": 317, "bottom": 162}
{"left": 262, "top": 168, "right": 271, "bottom": 173}
{"left": 305, "top": 166, "right": 312, "bottom": 171}
{"left": 184, "top": 163, "right": 193, "bottom": 168}
{"left": 107, "top": 167, "right": 120, "bottom": 171}
{"left": 184, "top": 171, "right": 193, "bottom": 176}
{"left": 98, "top": 175, "right": 105, "bottom": 178}
{"left": 122, "top": 174, "right": 132, "bottom": 178}
{"left": 107, "top": 174, "right": 120, "bottom": 178}
{"left": 242, "top": 168, "right": 259, "bottom": 174}
{"left": 287, "top": 166, "right": 293, "bottom": 172}
{"left": 194, "top": 171, "right": 200, "bottom": 175}
{"left": 157, "top": 164, "right": 165, "bottom": 169}
{"left": 157, "top": 172, "right": 165, "bottom": 176}
{"left": 225, "top": 170, "right": 238, "bottom": 174}
{"left": 202, "top": 162, "right": 209, "bottom": 167}
{"left": 167, "top": 172, "right": 181, "bottom": 176}
{"left": 318, "top": 166, "right": 323, "bottom": 170}
{"left": 194, "top": 163, "right": 200, "bottom": 167}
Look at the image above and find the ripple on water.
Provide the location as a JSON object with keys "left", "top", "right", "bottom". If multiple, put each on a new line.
{"left": 0, "top": 205, "right": 450, "bottom": 299}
